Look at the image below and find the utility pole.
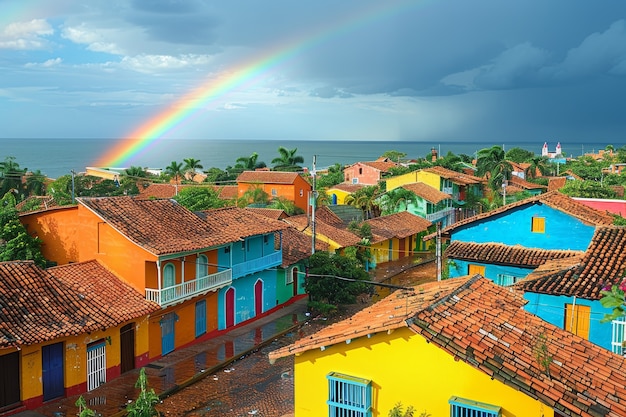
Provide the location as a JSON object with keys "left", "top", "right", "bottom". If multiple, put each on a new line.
{"left": 311, "top": 155, "right": 317, "bottom": 254}
{"left": 436, "top": 222, "right": 441, "bottom": 282}
{"left": 71, "top": 170, "right": 76, "bottom": 204}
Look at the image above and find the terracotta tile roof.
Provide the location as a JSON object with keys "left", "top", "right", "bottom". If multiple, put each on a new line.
{"left": 365, "top": 212, "right": 431, "bottom": 242}
{"left": 78, "top": 196, "right": 232, "bottom": 255}
{"left": 422, "top": 166, "right": 484, "bottom": 185}
{"left": 237, "top": 171, "right": 308, "bottom": 185}
{"left": 270, "top": 276, "right": 626, "bottom": 417}
{"left": 283, "top": 214, "right": 361, "bottom": 248}
{"left": 314, "top": 206, "right": 346, "bottom": 227}
{"left": 445, "top": 241, "right": 584, "bottom": 268}
{"left": 359, "top": 160, "right": 398, "bottom": 172}
{"left": 548, "top": 177, "right": 568, "bottom": 192}
{"left": 15, "top": 195, "right": 60, "bottom": 213}
{"left": 245, "top": 207, "right": 288, "bottom": 220}
{"left": 400, "top": 182, "right": 451, "bottom": 204}
{"left": 0, "top": 260, "right": 158, "bottom": 348}
{"left": 280, "top": 226, "right": 329, "bottom": 267}
{"left": 218, "top": 185, "right": 238, "bottom": 200}
{"left": 135, "top": 183, "right": 190, "bottom": 199}
{"left": 521, "top": 226, "right": 626, "bottom": 299}
{"left": 328, "top": 183, "right": 365, "bottom": 193}
{"left": 434, "top": 191, "right": 614, "bottom": 238}
{"left": 509, "top": 175, "right": 547, "bottom": 190}
{"left": 198, "top": 206, "right": 290, "bottom": 240}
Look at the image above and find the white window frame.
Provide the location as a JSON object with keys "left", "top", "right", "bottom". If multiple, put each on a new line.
{"left": 196, "top": 254, "right": 208, "bottom": 278}
{"left": 612, "top": 317, "right": 626, "bottom": 355}
{"left": 163, "top": 263, "right": 175, "bottom": 288}
{"left": 495, "top": 273, "right": 521, "bottom": 286}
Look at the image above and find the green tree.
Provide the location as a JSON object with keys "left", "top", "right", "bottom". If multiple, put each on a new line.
{"left": 476, "top": 146, "right": 512, "bottom": 193}
{"left": 268, "top": 196, "right": 304, "bottom": 215}
{"left": 172, "top": 186, "right": 229, "bottom": 211}
{"left": 304, "top": 250, "right": 371, "bottom": 311}
{"left": 381, "top": 150, "right": 407, "bottom": 162}
{"left": 525, "top": 156, "right": 552, "bottom": 179}
{"left": 345, "top": 185, "right": 381, "bottom": 219}
{"left": 164, "top": 161, "right": 184, "bottom": 183}
{"left": 505, "top": 147, "right": 534, "bottom": 163}
{"left": 560, "top": 180, "right": 617, "bottom": 199}
{"left": 315, "top": 163, "right": 344, "bottom": 189}
{"left": 380, "top": 187, "right": 414, "bottom": 215}
{"left": 205, "top": 167, "right": 235, "bottom": 184}
{"left": 125, "top": 166, "right": 148, "bottom": 178}
{"left": 183, "top": 158, "right": 204, "bottom": 181}
{"left": 236, "top": 185, "right": 270, "bottom": 207}
{"left": 272, "top": 147, "right": 304, "bottom": 171}
{"left": 0, "top": 191, "right": 47, "bottom": 267}
{"left": 0, "top": 156, "right": 26, "bottom": 199}
{"left": 433, "top": 151, "right": 464, "bottom": 171}
{"left": 24, "top": 170, "right": 46, "bottom": 196}
{"left": 235, "top": 152, "right": 266, "bottom": 172}
{"left": 48, "top": 175, "right": 74, "bottom": 205}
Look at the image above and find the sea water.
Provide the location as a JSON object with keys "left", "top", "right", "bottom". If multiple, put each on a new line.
{"left": 0, "top": 138, "right": 621, "bottom": 179}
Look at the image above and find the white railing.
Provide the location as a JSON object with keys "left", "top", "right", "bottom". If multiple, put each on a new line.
{"left": 146, "top": 269, "right": 232, "bottom": 307}
{"left": 612, "top": 317, "right": 626, "bottom": 355}
{"left": 426, "top": 207, "right": 455, "bottom": 222}
{"left": 231, "top": 250, "right": 282, "bottom": 279}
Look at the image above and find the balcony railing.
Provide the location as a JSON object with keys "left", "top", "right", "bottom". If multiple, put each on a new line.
{"left": 231, "top": 250, "right": 282, "bottom": 279}
{"left": 426, "top": 207, "right": 456, "bottom": 222}
{"left": 146, "top": 269, "right": 232, "bottom": 307}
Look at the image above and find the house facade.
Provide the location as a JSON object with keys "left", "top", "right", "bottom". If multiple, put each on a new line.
{"left": 236, "top": 171, "right": 312, "bottom": 212}
{"left": 269, "top": 276, "right": 626, "bottom": 416}
{"left": 381, "top": 182, "right": 455, "bottom": 227}
{"left": 0, "top": 260, "right": 158, "bottom": 413}
{"left": 343, "top": 159, "right": 397, "bottom": 186}
{"left": 19, "top": 198, "right": 289, "bottom": 361}
{"left": 417, "top": 166, "right": 484, "bottom": 204}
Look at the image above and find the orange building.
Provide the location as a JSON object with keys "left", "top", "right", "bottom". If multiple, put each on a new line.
{"left": 236, "top": 171, "right": 312, "bottom": 212}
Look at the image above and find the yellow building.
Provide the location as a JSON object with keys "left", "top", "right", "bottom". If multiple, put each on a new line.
{"left": 269, "top": 276, "right": 626, "bottom": 416}
{"left": 327, "top": 183, "right": 365, "bottom": 205}
{"left": 0, "top": 260, "right": 158, "bottom": 414}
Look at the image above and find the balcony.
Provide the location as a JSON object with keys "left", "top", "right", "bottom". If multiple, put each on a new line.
{"left": 426, "top": 207, "right": 456, "bottom": 223}
{"left": 231, "top": 250, "right": 282, "bottom": 279}
{"left": 146, "top": 269, "right": 232, "bottom": 307}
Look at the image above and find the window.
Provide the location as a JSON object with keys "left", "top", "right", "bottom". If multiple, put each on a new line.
{"left": 358, "top": 168, "right": 363, "bottom": 175}
{"left": 449, "top": 396, "right": 501, "bottom": 417}
{"left": 300, "top": 189, "right": 304, "bottom": 197}
{"left": 196, "top": 254, "right": 208, "bottom": 278}
{"left": 163, "top": 263, "right": 175, "bottom": 288}
{"left": 195, "top": 300, "right": 207, "bottom": 337}
{"left": 495, "top": 274, "right": 520, "bottom": 286}
{"left": 468, "top": 264, "right": 485, "bottom": 276}
{"left": 611, "top": 317, "right": 626, "bottom": 355}
{"left": 271, "top": 188, "right": 277, "bottom": 196}
{"left": 565, "top": 303, "right": 590, "bottom": 339}
{"left": 287, "top": 267, "right": 297, "bottom": 285}
{"left": 531, "top": 216, "right": 545, "bottom": 233}
{"left": 327, "top": 372, "right": 372, "bottom": 417}
{"left": 352, "top": 178, "right": 359, "bottom": 184}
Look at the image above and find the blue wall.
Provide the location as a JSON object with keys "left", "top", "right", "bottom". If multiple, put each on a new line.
{"left": 452, "top": 204, "right": 595, "bottom": 251}
{"left": 523, "top": 293, "right": 614, "bottom": 351}
{"left": 217, "top": 269, "right": 279, "bottom": 329}
{"left": 449, "top": 260, "right": 533, "bottom": 283}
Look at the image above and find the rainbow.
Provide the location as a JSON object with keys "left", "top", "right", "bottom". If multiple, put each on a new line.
{"left": 97, "top": 0, "right": 420, "bottom": 168}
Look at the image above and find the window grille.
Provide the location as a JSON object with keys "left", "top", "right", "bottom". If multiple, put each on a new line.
{"left": 612, "top": 317, "right": 626, "bottom": 355}
{"left": 495, "top": 274, "right": 520, "bottom": 286}
{"left": 449, "top": 396, "right": 501, "bottom": 417}
{"left": 327, "top": 372, "right": 372, "bottom": 417}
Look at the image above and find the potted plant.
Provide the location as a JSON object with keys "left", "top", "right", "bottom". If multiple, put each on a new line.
{"left": 126, "top": 368, "right": 161, "bottom": 417}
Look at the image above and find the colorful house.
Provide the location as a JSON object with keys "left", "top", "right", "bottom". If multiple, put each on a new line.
{"left": 19, "top": 197, "right": 288, "bottom": 361}
{"left": 236, "top": 171, "right": 312, "bottom": 212}
{"left": 343, "top": 159, "right": 397, "bottom": 186}
{"left": 520, "top": 226, "right": 626, "bottom": 354}
{"left": 416, "top": 166, "right": 484, "bottom": 204}
{"left": 380, "top": 182, "right": 454, "bottom": 226}
{"left": 364, "top": 211, "right": 431, "bottom": 266}
{"left": 326, "top": 183, "right": 364, "bottom": 205}
{"left": 0, "top": 260, "right": 158, "bottom": 413}
{"left": 269, "top": 275, "right": 626, "bottom": 417}
{"left": 441, "top": 191, "right": 614, "bottom": 280}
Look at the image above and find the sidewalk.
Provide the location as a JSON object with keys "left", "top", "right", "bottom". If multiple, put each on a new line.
{"left": 22, "top": 297, "right": 309, "bottom": 417}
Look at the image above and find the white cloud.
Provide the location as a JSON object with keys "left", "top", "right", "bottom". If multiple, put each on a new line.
{"left": 119, "top": 54, "right": 213, "bottom": 73}
{"left": 24, "top": 58, "right": 63, "bottom": 68}
{"left": 0, "top": 19, "right": 54, "bottom": 50}
{"left": 61, "top": 24, "right": 122, "bottom": 55}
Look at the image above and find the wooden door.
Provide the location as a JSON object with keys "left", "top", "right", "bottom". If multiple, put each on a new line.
{"left": 0, "top": 351, "right": 20, "bottom": 409}
{"left": 120, "top": 323, "right": 135, "bottom": 374}
{"left": 565, "top": 304, "right": 591, "bottom": 339}
{"left": 468, "top": 264, "right": 486, "bottom": 276}
{"left": 42, "top": 343, "right": 64, "bottom": 401}
{"left": 161, "top": 314, "right": 176, "bottom": 356}
{"left": 255, "top": 280, "right": 263, "bottom": 316}
{"left": 225, "top": 288, "right": 235, "bottom": 328}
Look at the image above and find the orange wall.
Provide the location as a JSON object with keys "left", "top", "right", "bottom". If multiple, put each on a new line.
{"left": 238, "top": 177, "right": 311, "bottom": 211}
{"left": 20, "top": 207, "right": 81, "bottom": 265}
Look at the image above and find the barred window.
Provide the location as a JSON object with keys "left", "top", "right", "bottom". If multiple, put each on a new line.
{"left": 327, "top": 372, "right": 372, "bottom": 417}
{"left": 449, "top": 396, "right": 501, "bottom": 417}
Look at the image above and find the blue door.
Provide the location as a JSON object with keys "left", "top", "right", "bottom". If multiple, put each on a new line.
{"left": 160, "top": 313, "right": 177, "bottom": 355}
{"left": 42, "top": 343, "right": 64, "bottom": 401}
{"left": 195, "top": 300, "right": 207, "bottom": 337}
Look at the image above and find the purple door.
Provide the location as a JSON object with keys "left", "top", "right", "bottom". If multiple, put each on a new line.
{"left": 255, "top": 280, "right": 263, "bottom": 316}
{"left": 225, "top": 288, "right": 235, "bottom": 328}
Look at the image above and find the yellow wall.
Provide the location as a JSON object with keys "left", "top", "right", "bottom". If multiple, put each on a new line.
{"left": 415, "top": 171, "right": 441, "bottom": 190}
{"left": 327, "top": 188, "right": 352, "bottom": 205}
{"left": 293, "top": 327, "right": 551, "bottom": 417}
{"left": 1, "top": 318, "right": 151, "bottom": 406}
{"left": 385, "top": 172, "right": 420, "bottom": 192}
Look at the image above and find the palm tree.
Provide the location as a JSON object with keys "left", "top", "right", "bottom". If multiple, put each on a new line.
{"left": 183, "top": 158, "right": 203, "bottom": 181}
{"left": 0, "top": 157, "right": 26, "bottom": 198}
{"left": 124, "top": 166, "right": 148, "bottom": 178}
{"left": 271, "top": 147, "right": 304, "bottom": 171}
{"left": 235, "top": 152, "right": 266, "bottom": 172}
{"left": 525, "top": 156, "right": 551, "bottom": 179}
{"left": 345, "top": 185, "right": 381, "bottom": 219}
{"left": 24, "top": 170, "right": 46, "bottom": 196}
{"left": 236, "top": 185, "right": 270, "bottom": 207}
{"left": 164, "top": 161, "right": 184, "bottom": 184}
{"left": 476, "top": 146, "right": 512, "bottom": 193}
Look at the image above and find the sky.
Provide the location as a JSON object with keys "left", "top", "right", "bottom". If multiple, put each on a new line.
{"left": 2, "top": 0, "right": 626, "bottom": 143}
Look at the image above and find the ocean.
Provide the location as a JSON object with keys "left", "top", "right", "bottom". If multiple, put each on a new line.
{"left": 1, "top": 138, "right": 622, "bottom": 180}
